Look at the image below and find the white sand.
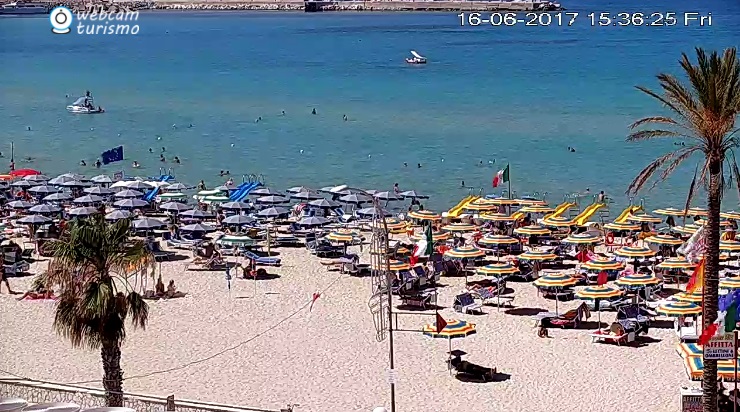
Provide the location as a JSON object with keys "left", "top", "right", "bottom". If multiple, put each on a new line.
{"left": 0, "top": 242, "right": 691, "bottom": 412}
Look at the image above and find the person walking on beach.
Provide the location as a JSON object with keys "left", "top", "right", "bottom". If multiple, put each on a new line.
{"left": 0, "top": 253, "right": 16, "bottom": 295}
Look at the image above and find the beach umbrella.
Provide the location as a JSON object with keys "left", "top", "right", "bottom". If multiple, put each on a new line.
{"left": 674, "top": 289, "right": 703, "bottom": 303}
{"left": 180, "top": 223, "right": 216, "bottom": 233}
{"left": 181, "top": 209, "right": 214, "bottom": 220}
{"left": 687, "top": 207, "right": 708, "bottom": 217}
{"left": 114, "top": 189, "right": 144, "bottom": 198}
{"left": 250, "top": 187, "right": 283, "bottom": 196}
{"left": 645, "top": 234, "right": 683, "bottom": 246}
{"left": 286, "top": 186, "right": 313, "bottom": 194}
{"left": 43, "top": 192, "right": 72, "bottom": 202}
{"left": 132, "top": 217, "right": 167, "bottom": 230}
{"left": 423, "top": 319, "right": 476, "bottom": 339}
{"left": 10, "top": 168, "right": 41, "bottom": 177}
{"left": 202, "top": 195, "right": 230, "bottom": 203}
{"left": 17, "top": 215, "right": 52, "bottom": 224}
{"left": 407, "top": 210, "right": 441, "bottom": 221}
{"left": 441, "top": 223, "right": 477, "bottom": 232}
{"left": 562, "top": 233, "right": 601, "bottom": 244}
{"left": 576, "top": 285, "right": 623, "bottom": 300}
{"left": 603, "top": 222, "right": 641, "bottom": 231}
{"left": 256, "top": 195, "right": 289, "bottom": 205}
{"left": 29, "top": 204, "right": 61, "bottom": 214}
{"left": 22, "top": 174, "right": 49, "bottom": 182}
{"left": 684, "top": 357, "right": 740, "bottom": 381}
{"left": 542, "top": 217, "right": 575, "bottom": 227}
{"left": 464, "top": 199, "right": 497, "bottom": 211}
{"left": 478, "top": 213, "right": 517, "bottom": 222}
{"left": 325, "top": 231, "right": 359, "bottom": 243}
{"left": 654, "top": 208, "right": 685, "bottom": 216}
{"left": 518, "top": 250, "right": 558, "bottom": 261}
{"left": 582, "top": 258, "right": 623, "bottom": 271}
{"left": 519, "top": 204, "right": 555, "bottom": 214}
{"left": 291, "top": 191, "right": 322, "bottom": 201}
{"left": 338, "top": 193, "right": 372, "bottom": 204}
{"left": 614, "top": 246, "right": 657, "bottom": 258}
{"left": 122, "top": 181, "right": 153, "bottom": 190}
{"left": 257, "top": 206, "right": 290, "bottom": 218}
{"left": 477, "top": 262, "right": 519, "bottom": 276}
{"left": 111, "top": 181, "right": 131, "bottom": 189}
{"left": 83, "top": 186, "right": 114, "bottom": 195}
{"left": 105, "top": 210, "right": 132, "bottom": 221}
{"left": 73, "top": 195, "right": 104, "bottom": 204}
{"left": 514, "top": 225, "right": 550, "bottom": 236}
{"left": 90, "top": 174, "right": 113, "bottom": 184}
{"left": 160, "top": 202, "right": 191, "bottom": 213}
{"left": 308, "top": 198, "right": 341, "bottom": 208}
{"left": 6, "top": 200, "right": 34, "bottom": 209}
{"left": 720, "top": 277, "right": 740, "bottom": 289}
{"left": 220, "top": 201, "right": 251, "bottom": 211}
{"left": 516, "top": 199, "right": 547, "bottom": 206}
{"left": 371, "top": 218, "right": 406, "bottom": 232}
{"left": 534, "top": 273, "right": 578, "bottom": 288}
{"left": 674, "top": 224, "right": 701, "bottom": 235}
{"left": 488, "top": 198, "right": 518, "bottom": 206}
{"left": 28, "top": 185, "right": 59, "bottom": 195}
{"left": 159, "top": 192, "right": 187, "bottom": 201}
{"left": 410, "top": 230, "right": 450, "bottom": 242}
{"left": 10, "top": 180, "right": 34, "bottom": 188}
{"left": 444, "top": 246, "right": 485, "bottom": 260}
{"left": 477, "top": 235, "right": 519, "bottom": 246}
{"left": 222, "top": 214, "right": 256, "bottom": 225}
{"left": 615, "top": 273, "right": 660, "bottom": 288}
{"left": 657, "top": 301, "right": 702, "bottom": 317}
{"left": 626, "top": 214, "right": 663, "bottom": 223}
{"left": 722, "top": 211, "right": 740, "bottom": 220}
{"left": 68, "top": 206, "right": 98, "bottom": 217}
{"left": 297, "top": 216, "right": 330, "bottom": 227}
{"left": 59, "top": 180, "right": 91, "bottom": 188}
{"left": 113, "top": 199, "right": 148, "bottom": 209}
{"left": 373, "top": 191, "right": 401, "bottom": 201}
{"left": 162, "top": 182, "right": 188, "bottom": 191}
{"left": 721, "top": 240, "right": 740, "bottom": 252}
{"left": 371, "top": 260, "right": 410, "bottom": 271}
{"left": 356, "top": 207, "right": 389, "bottom": 217}
{"left": 399, "top": 190, "right": 428, "bottom": 199}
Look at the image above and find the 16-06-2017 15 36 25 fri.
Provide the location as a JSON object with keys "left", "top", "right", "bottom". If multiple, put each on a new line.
{"left": 457, "top": 11, "right": 713, "bottom": 27}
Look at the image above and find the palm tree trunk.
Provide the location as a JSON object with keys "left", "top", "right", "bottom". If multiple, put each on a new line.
{"left": 101, "top": 339, "right": 124, "bottom": 407}
{"left": 703, "top": 159, "right": 722, "bottom": 412}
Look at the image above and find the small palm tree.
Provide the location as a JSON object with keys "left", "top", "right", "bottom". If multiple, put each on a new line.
{"left": 627, "top": 47, "right": 740, "bottom": 412}
{"left": 42, "top": 215, "right": 151, "bottom": 406}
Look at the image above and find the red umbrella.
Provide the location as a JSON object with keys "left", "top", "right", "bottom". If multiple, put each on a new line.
{"left": 10, "top": 169, "right": 41, "bottom": 177}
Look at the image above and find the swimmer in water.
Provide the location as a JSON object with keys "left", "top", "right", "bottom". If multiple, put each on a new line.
{"left": 172, "top": 124, "right": 177, "bottom": 129}
{"left": 281, "top": 110, "right": 285, "bottom": 116}
{"left": 149, "top": 148, "right": 153, "bottom": 153}
{"left": 95, "top": 159, "right": 101, "bottom": 168}
{"left": 219, "top": 170, "right": 224, "bottom": 177}
{"left": 160, "top": 154, "right": 166, "bottom": 162}
{"left": 461, "top": 180, "right": 465, "bottom": 187}
{"left": 188, "top": 124, "right": 193, "bottom": 128}
{"left": 255, "top": 117, "right": 261, "bottom": 123}
{"left": 132, "top": 161, "right": 140, "bottom": 168}
{"left": 417, "top": 163, "right": 422, "bottom": 168}
{"left": 311, "top": 108, "right": 317, "bottom": 115}
{"left": 27, "top": 126, "right": 31, "bottom": 131}
{"left": 174, "top": 156, "right": 181, "bottom": 164}
{"left": 343, "top": 114, "right": 348, "bottom": 121}
{"left": 403, "top": 162, "right": 408, "bottom": 167}
{"left": 161, "top": 147, "right": 166, "bottom": 152}
{"left": 225, "top": 170, "right": 230, "bottom": 175}
{"left": 80, "top": 160, "right": 86, "bottom": 167}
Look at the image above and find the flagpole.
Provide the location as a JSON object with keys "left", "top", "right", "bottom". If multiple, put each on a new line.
{"left": 507, "top": 164, "right": 511, "bottom": 200}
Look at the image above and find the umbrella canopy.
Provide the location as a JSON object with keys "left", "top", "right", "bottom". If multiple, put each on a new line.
{"left": 614, "top": 246, "right": 657, "bottom": 258}
{"left": 325, "top": 231, "right": 360, "bottom": 243}
{"left": 83, "top": 186, "right": 114, "bottom": 195}
{"left": 372, "top": 260, "right": 411, "bottom": 271}
{"left": 10, "top": 180, "right": 34, "bottom": 188}
{"left": 164, "top": 182, "right": 189, "bottom": 191}
{"left": 657, "top": 301, "right": 703, "bottom": 317}
{"left": 59, "top": 180, "right": 91, "bottom": 188}
{"left": 338, "top": 193, "right": 372, "bottom": 204}
{"left": 478, "top": 213, "right": 517, "bottom": 222}
{"left": 73, "top": 195, "right": 104, "bottom": 204}
{"left": 676, "top": 343, "right": 706, "bottom": 358}
{"left": 17, "top": 215, "right": 52, "bottom": 224}
{"left": 542, "top": 217, "right": 575, "bottom": 227}
{"left": 657, "top": 257, "right": 697, "bottom": 270}
{"left": 373, "top": 191, "right": 401, "bottom": 201}
{"left": 6, "top": 200, "right": 34, "bottom": 209}
{"left": 534, "top": 273, "right": 578, "bottom": 288}
{"left": 654, "top": 208, "right": 685, "bottom": 216}
{"left": 720, "top": 240, "right": 740, "bottom": 252}
{"left": 180, "top": 223, "right": 216, "bottom": 233}
{"left": 465, "top": 199, "right": 497, "bottom": 211}
{"left": 29, "top": 204, "right": 62, "bottom": 214}
{"left": 444, "top": 246, "right": 485, "bottom": 259}
{"left": 10, "top": 168, "right": 41, "bottom": 177}
{"left": 562, "top": 233, "right": 601, "bottom": 244}
{"left": 626, "top": 214, "right": 663, "bottom": 223}
{"left": 684, "top": 356, "right": 740, "bottom": 381}
{"left": 222, "top": 214, "right": 256, "bottom": 225}
{"left": 113, "top": 199, "right": 148, "bottom": 209}
{"left": 90, "top": 174, "right": 113, "bottom": 183}
{"left": 291, "top": 191, "right": 322, "bottom": 201}
{"left": 399, "top": 190, "right": 428, "bottom": 199}
{"left": 114, "top": 189, "right": 144, "bottom": 198}
{"left": 687, "top": 207, "right": 708, "bottom": 217}
{"left": 674, "top": 289, "right": 703, "bottom": 303}
{"left": 576, "top": 285, "right": 623, "bottom": 300}
{"left": 407, "top": 210, "right": 441, "bottom": 221}
{"left": 160, "top": 202, "right": 191, "bottom": 212}
{"left": 181, "top": 209, "right": 214, "bottom": 219}
{"left": 674, "top": 224, "right": 701, "bottom": 235}
{"left": 132, "top": 217, "right": 167, "bottom": 230}
{"left": 43, "top": 192, "right": 73, "bottom": 202}
{"left": 720, "top": 277, "right": 740, "bottom": 289}
{"left": 371, "top": 218, "right": 406, "bottom": 232}
{"left": 286, "top": 186, "right": 313, "bottom": 194}
{"left": 250, "top": 187, "right": 283, "bottom": 196}
{"left": 121, "top": 181, "right": 153, "bottom": 190}
{"left": 645, "top": 234, "right": 683, "bottom": 246}
{"left": 308, "top": 198, "right": 341, "bottom": 208}
{"left": 297, "top": 216, "right": 330, "bottom": 226}
{"left": 105, "top": 210, "right": 132, "bottom": 221}
{"left": 220, "top": 201, "right": 252, "bottom": 211}
{"left": 257, "top": 206, "right": 290, "bottom": 218}
{"left": 257, "top": 195, "right": 290, "bottom": 205}
{"left": 519, "top": 204, "right": 555, "bottom": 214}
{"left": 23, "top": 174, "right": 49, "bottom": 182}
{"left": 28, "top": 185, "right": 59, "bottom": 194}
{"left": 477, "top": 235, "right": 519, "bottom": 246}
{"left": 477, "top": 262, "right": 519, "bottom": 276}
{"left": 356, "top": 207, "right": 389, "bottom": 217}
{"left": 159, "top": 192, "right": 187, "bottom": 200}
{"left": 518, "top": 250, "right": 557, "bottom": 261}
{"left": 441, "top": 223, "right": 477, "bottom": 232}
{"left": 488, "top": 197, "right": 518, "bottom": 206}
{"left": 68, "top": 206, "right": 98, "bottom": 217}
{"left": 514, "top": 225, "right": 551, "bottom": 236}
{"left": 582, "top": 258, "right": 623, "bottom": 271}
{"left": 422, "top": 319, "right": 476, "bottom": 339}
{"left": 722, "top": 211, "right": 740, "bottom": 220}
{"left": 410, "top": 230, "right": 450, "bottom": 242}
{"left": 615, "top": 273, "right": 660, "bottom": 288}
{"left": 603, "top": 222, "right": 641, "bottom": 231}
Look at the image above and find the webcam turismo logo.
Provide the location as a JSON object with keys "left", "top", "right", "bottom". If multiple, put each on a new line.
{"left": 49, "top": 6, "right": 140, "bottom": 35}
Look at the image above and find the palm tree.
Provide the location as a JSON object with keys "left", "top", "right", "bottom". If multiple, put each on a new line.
{"left": 627, "top": 47, "right": 740, "bottom": 412}
{"left": 41, "top": 215, "right": 151, "bottom": 406}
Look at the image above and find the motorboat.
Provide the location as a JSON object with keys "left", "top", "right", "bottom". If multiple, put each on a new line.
{"left": 66, "top": 94, "right": 105, "bottom": 114}
{"left": 0, "top": 1, "right": 49, "bottom": 15}
{"left": 405, "top": 50, "right": 427, "bottom": 65}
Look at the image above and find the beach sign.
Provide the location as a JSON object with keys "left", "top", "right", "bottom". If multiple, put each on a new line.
{"left": 704, "top": 332, "right": 735, "bottom": 360}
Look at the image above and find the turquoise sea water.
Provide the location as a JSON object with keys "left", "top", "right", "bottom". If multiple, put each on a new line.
{"left": 0, "top": 0, "right": 738, "bottom": 212}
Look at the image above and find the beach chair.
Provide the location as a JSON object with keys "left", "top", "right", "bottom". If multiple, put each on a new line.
{"left": 147, "top": 240, "right": 176, "bottom": 261}
{"left": 540, "top": 287, "right": 575, "bottom": 301}
{"left": 398, "top": 288, "right": 435, "bottom": 310}
{"left": 616, "top": 304, "right": 653, "bottom": 333}
{"left": 453, "top": 292, "right": 483, "bottom": 315}
{"left": 244, "top": 251, "right": 281, "bottom": 266}
{"left": 590, "top": 321, "right": 635, "bottom": 345}
{"left": 539, "top": 303, "right": 590, "bottom": 329}
{"left": 448, "top": 354, "right": 497, "bottom": 383}
{"left": 472, "top": 286, "right": 514, "bottom": 308}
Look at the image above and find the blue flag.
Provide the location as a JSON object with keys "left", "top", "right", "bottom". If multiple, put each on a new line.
{"left": 720, "top": 290, "right": 740, "bottom": 312}
{"left": 101, "top": 146, "right": 124, "bottom": 165}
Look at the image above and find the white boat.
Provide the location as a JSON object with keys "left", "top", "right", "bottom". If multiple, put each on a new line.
{"left": 0, "top": 1, "right": 49, "bottom": 15}
{"left": 66, "top": 95, "right": 105, "bottom": 114}
{"left": 405, "top": 50, "right": 427, "bottom": 65}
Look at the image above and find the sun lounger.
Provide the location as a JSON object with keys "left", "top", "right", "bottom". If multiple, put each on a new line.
{"left": 590, "top": 324, "right": 634, "bottom": 345}
{"left": 453, "top": 292, "right": 483, "bottom": 315}
{"left": 536, "top": 303, "right": 590, "bottom": 328}
{"left": 617, "top": 304, "right": 654, "bottom": 331}
{"left": 244, "top": 251, "right": 281, "bottom": 266}
{"left": 399, "top": 288, "right": 435, "bottom": 309}
{"left": 471, "top": 286, "right": 514, "bottom": 308}
{"left": 147, "top": 240, "right": 176, "bottom": 261}
{"left": 540, "top": 288, "right": 575, "bottom": 300}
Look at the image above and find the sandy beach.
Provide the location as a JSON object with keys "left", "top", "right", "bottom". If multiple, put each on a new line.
{"left": 0, "top": 237, "right": 690, "bottom": 412}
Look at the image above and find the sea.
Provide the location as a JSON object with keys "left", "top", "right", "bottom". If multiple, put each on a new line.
{"left": 0, "top": 0, "right": 738, "bottom": 213}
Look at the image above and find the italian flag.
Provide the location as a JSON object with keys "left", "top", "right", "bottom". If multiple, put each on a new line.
{"left": 409, "top": 224, "right": 434, "bottom": 265}
{"left": 492, "top": 164, "right": 510, "bottom": 188}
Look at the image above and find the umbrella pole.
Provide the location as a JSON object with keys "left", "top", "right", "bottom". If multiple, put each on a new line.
{"left": 555, "top": 289, "right": 559, "bottom": 315}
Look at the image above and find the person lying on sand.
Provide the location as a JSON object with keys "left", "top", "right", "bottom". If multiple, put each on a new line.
{"left": 16, "top": 283, "right": 54, "bottom": 301}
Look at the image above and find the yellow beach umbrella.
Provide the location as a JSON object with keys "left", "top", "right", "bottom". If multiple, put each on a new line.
{"left": 407, "top": 210, "right": 441, "bottom": 221}
{"left": 673, "top": 225, "right": 699, "bottom": 235}
{"left": 562, "top": 233, "right": 601, "bottom": 244}
{"left": 627, "top": 214, "right": 663, "bottom": 223}
{"left": 603, "top": 222, "right": 641, "bottom": 231}
{"left": 687, "top": 207, "right": 708, "bottom": 217}
{"left": 514, "top": 199, "right": 547, "bottom": 206}
{"left": 325, "top": 231, "right": 359, "bottom": 243}
{"left": 514, "top": 225, "right": 551, "bottom": 236}
{"left": 488, "top": 198, "right": 518, "bottom": 206}
{"left": 479, "top": 213, "right": 517, "bottom": 222}
{"left": 654, "top": 208, "right": 685, "bottom": 216}
{"left": 722, "top": 211, "right": 740, "bottom": 220}
{"left": 582, "top": 258, "right": 623, "bottom": 271}
{"left": 372, "top": 260, "right": 410, "bottom": 271}
{"left": 576, "top": 285, "right": 623, "bottom": 300}
{"left": 657, "top": 301, "right": 702, "bottom": 317}
{"left": 519, "top": 204, "right": 555, "bottom": 214}
{"left": 674, "top": 289, "right": 703, "bottom": 303}
{"left": 477, "top": 262, "right": 519, "bottom": 276}
{"left": 720, "top": 240, "right": 740, "bottom": 252}
{"left": 614, "top": 246, "right": 657, "bottom": 258}
{"left": 372, "top": 218, "right": 406, "bottom": 232}
{"left": 615, "top": 273, "right": 660, "bottom": 288}
{"left": 534, "top": 273, "right": 577, "bottom": 288}
{"left": 465, "top": 198, "right": 497, "bottom": 211}
{"left": 477, "top": 234, "right": 519, "bottom": 246}
{"left": 441, "top": 222, "right": 477, "bottom": 232}
{"left": 444, "top": 246, "right": 485, "bottom": 259}
{"left": 542, "top": 216, "right": 574, "bottom": 227}
{"left": 645, "top": 234, "right": 683, "bottom": 246}
{"left": 657, "top": 257, "right": 696, "bottom": 270}
{"left": 518, "top": 250, "right": 558, "bottom": 261}
{"left": 720, "top": 277, "right": 740, "bottom": 289}
{"left": 410, "top": 230, "right": 450, "bottom": 242}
